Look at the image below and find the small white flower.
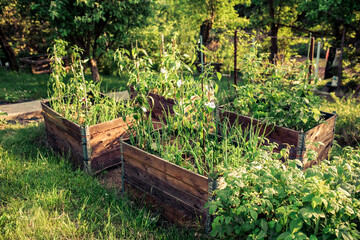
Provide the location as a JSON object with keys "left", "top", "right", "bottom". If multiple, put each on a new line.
{"left": 160, "top": 68, "right": 166, "bottom": 74}
{"left": 177, "top": 80, "right": 183, "bottom": 88}
{"left": 205, "top": 101, "right": 215, "bottom": 109}
{"left": 141, "top": 107, "right": 147, "bottom": 113}
{"left": 254, "top": 165, "right": 262, "bottom": 170}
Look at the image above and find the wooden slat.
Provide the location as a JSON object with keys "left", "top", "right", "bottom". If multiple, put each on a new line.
{"left": 88, "top": 115, "right": 133, "bottom": 136}
{"left": 124, "top": 154, "right": 209, "bottom": 200}
{"left": 124, "top": 175, "right": 207, "bottom": 219}
{"left": 42, "top": 111, "right": 83, "bottom": 142}
{"left": 41, "top": 101, "right": 82, "bottom": 137}
{"left": 122, "top": 142, "right": 209, "bottom": 195}
{"left": 124, "top": 183, "right": 204, "bottom": 224}
{"left": 89, "top": 115, "right": 133, "bottom": 158}
{"left": 304, "top": 114, "right": 336, "bottom": 167}
{"left": 90, "top": 148, "right": 122, "bottom": 173}
{"left": 219, "top": 109, "right": 299, "bottom": 146}
{"left": 125, "top": 161, "right": 207, "bottom": 209}
{"left": 43, "top": 114, "right": 83, "bottom": 157}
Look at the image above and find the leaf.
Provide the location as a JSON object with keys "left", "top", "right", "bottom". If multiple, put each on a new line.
{"left": 309, "top": 234, "right": 318, "bottom": 240}
{"left": 311, "top": 196, "right": 322, "bottom": 209}
{"left": 277, "top": 231, "right": 291, "bottom": 240}
{"left": 250, "top": 209, "right": 258, "bottom": 220}
{"left": 209, "top": 205, "right": 217, "bottom": 215}
{"left": 289, "top": 219, "right": 303, "bottom": 234}
{"left": 260, "top": 219, "right": 268, "bottom": 232}
{"left": 257, "top": 230, "right": 267, "bottom": 239}
{"left": 276, "top": 222, "right": 283, "bottom": 232}
{"left": 216, "top": 72, "right": 222, "bottom": 81}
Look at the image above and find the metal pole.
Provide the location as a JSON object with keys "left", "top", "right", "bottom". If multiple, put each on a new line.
{"left": 234, "top": 30, "right": 237, "bottom": 86}
{"left": 200, "top": 35, "right": 204, "bottom": 74}
{"left": 308, "top": 36, "right": 315, "bottom": 83}
{"left": 315, "top": 41, "right": 321, "bottom": 79}
{"left": 337, "top": 27, "right": 346, "bottom": 88}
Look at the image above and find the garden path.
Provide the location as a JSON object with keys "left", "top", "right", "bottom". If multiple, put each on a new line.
{"left": 0, "top": 91, "right": 129, "bottom": 121}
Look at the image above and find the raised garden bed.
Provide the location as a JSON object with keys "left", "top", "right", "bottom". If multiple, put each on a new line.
{"left": 20, "top": 55, "right": 68, "bottom": 74}
{"left": 41, "top": 99, "right": 135, "bottom": 173}
{"left": 120, "top": 139, "right": 216, "bottom": 227}
{"left": 129, "top": 86, "right": 175, "bottom": 121}
{"left": 219, "top": 108, "right": 336, "bottom": 168}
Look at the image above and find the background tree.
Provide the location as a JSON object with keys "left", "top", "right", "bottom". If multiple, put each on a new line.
{"left": 19, "top": 0, "right": 152, "bottom": 81}
{"left": 299, "top": 0, "right": 360, "bottom": 77}
{"left": 237, "top": 0, "right": 301, "bottom": 63}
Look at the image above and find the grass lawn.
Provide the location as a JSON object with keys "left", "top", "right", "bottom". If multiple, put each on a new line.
{"left": 0, "top": 69, "right": 128, "bottom": 103}
{"left": 0, "top": 121, "right": 204, "bottom": 239}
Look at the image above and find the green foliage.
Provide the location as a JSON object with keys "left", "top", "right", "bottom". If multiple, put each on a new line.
{"left": 0, "top": 122, "right": 200, "bottom": 239}
{"left": 207, "top": 144, "right": 360, "bottom": 239}
{"left": 229, "top": 43, "right": 322, "bottom": 131}
{"left": 48, "top": 39, "right": 133, "bottom": 126}
{"left": 322, "top": 94, "right": 360, "bottom": 147}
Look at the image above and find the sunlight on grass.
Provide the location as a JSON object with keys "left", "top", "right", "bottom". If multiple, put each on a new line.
{"left": 0, "top": 122, "right": 201, "bottom": 239}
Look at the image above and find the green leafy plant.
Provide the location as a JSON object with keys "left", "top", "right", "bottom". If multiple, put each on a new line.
{"left": 207, "top": 144, "right": 360, "bottom": 239}
{"left": 228, "top": 43, "right": 323, "bottom": 131}
{"left": 48, "top": 39, "right": 133, "bottom": 126}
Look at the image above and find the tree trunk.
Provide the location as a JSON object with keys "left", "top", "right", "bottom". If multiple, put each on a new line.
{"left": 90, "top": 58, "right": 100, "bottom": 82}
{"left": 199, "top": 19, "right": 213, "bottom": 63}
{"left": 0, "top": 26, "right": 19, "bottom": 71}
{"left": 268, "top": 0, "right": 278, "bottom": 64}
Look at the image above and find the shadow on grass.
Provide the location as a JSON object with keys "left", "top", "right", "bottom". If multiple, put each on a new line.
{"left": 0, "top": 122, "right": 202, "bottom": 239}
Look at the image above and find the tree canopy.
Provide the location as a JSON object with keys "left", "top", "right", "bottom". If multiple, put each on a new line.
{"left": 18, "top": 0, "right": 152, "bottom": 81}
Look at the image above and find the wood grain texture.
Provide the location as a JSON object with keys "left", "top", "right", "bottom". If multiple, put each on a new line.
{"left": 122, "top": 142, "right": 209, "bottom": 196}
{"left": 125, "top": 161, "right": 207, "bottom": 209}
{"left": 219, "top": 108, "right": 336, "bottom": 165}
{"left": 41, "top": 101, "right": 82, "bottom": 136}
{"left": 89, "top": 115, "right": 133, "bottom": 158}
{"left": 124, "top": 174, "right": 207, "bottom": 220}
{"left": 124, "top": 183, "right": 204, "bottom": 224}
{"left": 303, "top": 114, "right": 336, "bottom": 168}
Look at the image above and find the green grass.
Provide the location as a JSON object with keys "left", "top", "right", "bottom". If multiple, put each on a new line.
{"left": 0, "top": 122, "right": 204, "bottom": 239}
{"left": 321, "top": 96, "right": 360, "bottom": 147}
{"left": 0, "top": 69, "right": 128, "bottom": 103}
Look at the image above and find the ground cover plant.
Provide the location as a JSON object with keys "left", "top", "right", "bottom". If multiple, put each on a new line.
{"left": 0, "top": 121, "right": 202, "bottom": 239}
{"left": 206, "top": 143, "right": 360, "bottom": 239}
{"left": 224, "top": 43, "right": 323, "bottom": 131}
{"left": 47, "top": 40, "right": 133, "bottom": 125}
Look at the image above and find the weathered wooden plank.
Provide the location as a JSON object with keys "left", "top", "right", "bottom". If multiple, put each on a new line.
{"left": 122, "top": 142, "right": 209, "bottom": 195}
{"left": 88, "top": 115, "right": 133, "bottom": 136}
{"left": 43, "top": 115, "right": 84, "bottom": 157}
{"left": 90, "top": 148, "right": 122, "bottom": 173}
{"left": 44, "top": 124, "right": 84, "bottom": 168}
{"left": 124, "top": 183, "right": 204, "bottom": 224}
{"left": 303, "top": 115, "right": 336, "bottom": 168}
{"left": 219, "top": 109, "right": 299, "bottom": 146}
{"left": 124, "top": 175, "right": 207, "bottom": 220}
{"left": 124, "top": 161, "right": 208, "bottom": 209}
{"left": 42, "top": 111, "right": 83, "bottom": 142}
{"left": 41, "top": 101, "right": 82, "bottom": 137}
{"left": 123, "top": 154, "right": 209, "bottom": 200}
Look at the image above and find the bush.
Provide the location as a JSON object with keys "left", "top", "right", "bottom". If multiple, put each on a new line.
{"left": 207, "top": 145, "right": 360, "bottom": 239}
